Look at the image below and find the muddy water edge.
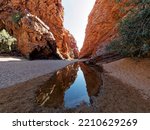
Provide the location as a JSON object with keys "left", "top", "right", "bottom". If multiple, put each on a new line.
{"left": 0, "top": 62, "right": 150, "bottom": 112}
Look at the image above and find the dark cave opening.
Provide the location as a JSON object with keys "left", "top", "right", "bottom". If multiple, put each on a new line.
{"left": 29, "top": 48, "right": 49, "bottom": 60}
{"left": 29, "top": 42, "right": 61, "bottom": 60}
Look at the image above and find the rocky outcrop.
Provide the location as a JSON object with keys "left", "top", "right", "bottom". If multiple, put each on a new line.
{"left": 80, "top": 0, "right": 134, "bottom": 58}
{"left": 63, "top": 30, "right": 79, "bottom": 59}
{"left": 0, "top": 0, "right": 78, "bottom": 59}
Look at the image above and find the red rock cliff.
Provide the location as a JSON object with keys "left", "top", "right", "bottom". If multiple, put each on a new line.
{"left": 0, "top": 0, "right": 78, "bottom": 59}
{"left": 80, "top": 0, "right": 134, "bottom": 58}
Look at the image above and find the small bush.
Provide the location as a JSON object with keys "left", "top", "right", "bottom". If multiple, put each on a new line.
{"left": 12, "top": 11, "right": 23, "bottom": 24}
{"left": 0, "top": 29, "right": 17, "bottom": 53}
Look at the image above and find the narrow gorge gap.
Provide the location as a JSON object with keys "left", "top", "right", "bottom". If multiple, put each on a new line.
{"left": 62, "top": 0, "right": 96, "bottom": 52}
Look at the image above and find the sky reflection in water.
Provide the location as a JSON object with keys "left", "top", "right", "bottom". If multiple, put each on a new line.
{"left": 36, "top": 63, "right": 101, "bottom": 109}
{"left": 64, "top": 68, "right": 90, "bottom": 108}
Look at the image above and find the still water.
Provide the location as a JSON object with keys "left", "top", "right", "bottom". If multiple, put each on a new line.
{"left": 36, "top": 63, "right": 102, "bottom": 109}
{"left": 64, "top": 68, "right": 90, "bottom": 108}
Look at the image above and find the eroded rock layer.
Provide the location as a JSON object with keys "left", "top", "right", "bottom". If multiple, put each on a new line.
{"left": 0, "top": 0, "right": 78, "bottom": 59}
{"left": 80, "top": 0, "right": 134, "bottom": 58}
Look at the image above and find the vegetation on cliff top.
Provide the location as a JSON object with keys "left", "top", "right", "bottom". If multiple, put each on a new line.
{"left": 107, "top": 0, "right": 150, "bottom": 57}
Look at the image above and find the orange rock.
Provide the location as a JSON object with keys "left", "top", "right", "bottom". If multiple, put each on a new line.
{"left": 0, "top": 0, "right": 78, "bottom": 59}
{"left": 80, "top": 0, "right": 134, "bottom": 58}
{"left": 63, "top": 29, "right": 79, "bottom": 59}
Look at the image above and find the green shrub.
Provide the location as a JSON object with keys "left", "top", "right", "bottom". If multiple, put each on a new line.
{"left": 12, "top": 11, "right": 23, "bottom": 24}
{"left": 0, "top": 29, "right": 17, "bottom": 53}
{"left": 107, "top": 0, "right": 150, "bottom": 57}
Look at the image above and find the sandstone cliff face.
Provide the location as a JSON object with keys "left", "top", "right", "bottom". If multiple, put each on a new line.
{"left": 63, "top": 29, "right": 79, "bottom": 59}
{"left": 80, "top": 0, "right": 134, "bottom": 58}
{"left": 0, "top": 0, "right": 78, "bottom": 59}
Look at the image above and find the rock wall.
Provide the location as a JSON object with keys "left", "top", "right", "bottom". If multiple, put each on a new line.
{"left": 80, "top": 0, "right": 134, "bottom": 58}
{"left": 0, "top": 0, "right": 78, "bottom": 59}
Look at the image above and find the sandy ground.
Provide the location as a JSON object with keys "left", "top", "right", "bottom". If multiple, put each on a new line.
{"left": 103, "top": 58, "right": 150, "bottom": 99}
{"left": 0, "top": 70, "right": 149, "bottom": 113}
{"left": 0, "top": 56, "right": 26, "bottom": 62}
{"left": 0, "top": 57, "right": 149, "bottom": 112}
{"left": 0, "top": 56, "right": 79, "bottom": 89}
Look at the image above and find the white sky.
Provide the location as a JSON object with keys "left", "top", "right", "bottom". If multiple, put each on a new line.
{"left": 62, "top": 0, "right": 96, "bottom": 50}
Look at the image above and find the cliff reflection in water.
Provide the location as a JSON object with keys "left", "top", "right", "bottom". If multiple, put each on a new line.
{"left": 36, "top": 62, "right": 102, "bottom": 109}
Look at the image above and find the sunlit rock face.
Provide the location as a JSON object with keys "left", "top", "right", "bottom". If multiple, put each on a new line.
{"left": 0, "top": 0, "right": 78, "bottom": 59}
{"left": 63, "top": 29, "right": 79, "bottom": 59}
{"left": 80, "top": 0, "right": 134, "bottom": 58}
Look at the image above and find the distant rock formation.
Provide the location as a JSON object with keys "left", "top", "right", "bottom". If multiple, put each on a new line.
{"left": 80, "top": 0, "right": 134, "bottom": 58}
{"left": 0, "top": 0, "right": 78, "bottom": 59}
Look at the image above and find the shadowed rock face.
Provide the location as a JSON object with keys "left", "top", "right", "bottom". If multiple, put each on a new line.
{"left": 0, "top": 0, "right": 78, "bottom": 59}
{"left": 79, "top": 0, "right": 134, "bottom": 58}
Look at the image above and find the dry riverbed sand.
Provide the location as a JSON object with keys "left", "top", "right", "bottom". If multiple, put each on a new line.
{"left": 0, "top": 57, "right": 149, "bottom": 112}
{"left": 103, "top": 58, "right": 150, "bottom": 99}
{"left": 0, "top": 56, "right": 79, "bottom": 89}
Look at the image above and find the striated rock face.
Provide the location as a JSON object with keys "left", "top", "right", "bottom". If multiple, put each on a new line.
{"left": 0, "top": 0, "right": 78, "bottom": 59}
{"left": 80, "top": 0, "right": 134, "bottom": 58}
{"left": 63, "top": 29, "right": 79, "bottom": 59}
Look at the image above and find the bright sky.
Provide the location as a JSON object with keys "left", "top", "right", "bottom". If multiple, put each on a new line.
{"left": 62, "top": 0, "right": 96, "bottom": 50}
